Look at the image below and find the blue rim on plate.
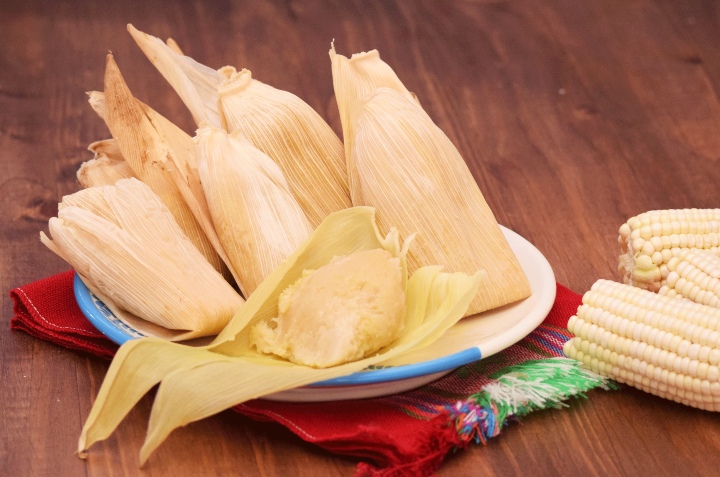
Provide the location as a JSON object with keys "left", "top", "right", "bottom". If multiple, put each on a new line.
{"left": 73, "top": 225, "right": 556, "bottom": 394}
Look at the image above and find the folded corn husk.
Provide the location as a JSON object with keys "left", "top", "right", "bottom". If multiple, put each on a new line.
{"left": 40, "top": 178, "right": 244, "bottom": 340}
{"left": 331, "top": 48, "right": 531, "bottom": 316}
{"left": 77, "top": 139, "right": 135, "bottom": 188}
{"left": 217, "top": 69, "right": 351, "bottom": 227}
{"left": 128, "top": 24, "right": 226, "bottom": 127}
{"left": 129, "top": 25, "right": 351, "bottom": 227}
{"left": 102, "top": 54, "right": 230, "bottom": 278}
{"left": 196, "top": 124, "right": 314, "bottom": 297}
{"left": 77, "top": 206, "right": 483, "bottom": 463}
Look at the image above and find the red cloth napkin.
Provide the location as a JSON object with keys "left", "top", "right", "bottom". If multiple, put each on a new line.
{"left": 10, "top": 271, "right": 583, "bottom": 477}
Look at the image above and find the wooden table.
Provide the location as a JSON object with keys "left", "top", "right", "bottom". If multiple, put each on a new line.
{"left": 2, "top": 1, "right": 720, "bottom": 475}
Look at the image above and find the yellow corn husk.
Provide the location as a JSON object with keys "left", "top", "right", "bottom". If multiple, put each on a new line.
{"left": 329, "top": 45, "right": 418, "bottom": 198}
{"left": 165, "top": 37, "right": 183, "bottom": 55}
{"left": 564, "top": 279, "right": 720, "bottom": 411}
{"left": 618, "top": 208, "right": 720, "bottom": 291}
{"left": 217, "top": 69, "right": 351, "bottom": 227}
{"left": 658, "top": 250, "right": 720, "bottom": 308}
{"left": 77, "top": 139, "right": 135, "bottom": 188}
{"left": 127, "top": 24, "right": 226, "bottom": 127}
{"left": 40, "top": 178, "right": 244, "bottom": 340}
{"left": 333, "top": 68, "right": 530, "bottom": 316}
{"left": 195, "top": 123, "right": 314, "bottom": 297}
{"left": 76, "top": 206, "right": 484, "bottom": 463}
{"left": 87, "top": 90, "right": 106, "bottom": 120}
{"left": 102, "top": 54, "right": 229, "bottom": 278}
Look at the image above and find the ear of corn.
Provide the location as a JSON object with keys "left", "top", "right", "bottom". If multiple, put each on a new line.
{"left": 618, "top": 209, "right": 720, "bottom": 291}
{"left": 77, "top": 206, "right": 484, "bottom": 462}
{"left": 333, "top": 80, "right": 530, "bottom": 316}
{"left": 77, "top": 139, "right": 135, "bottom": 188}
{"left": 658, "top": 250, "right": 720, "bottom": 308}
{"left": 195, "top": 123, "right": 314, "bottom": 297}
{"left": 217, "top": 69, "right": 351, "bottom": 227}
{"left": 563, "top": 279, "right": 720, "bottom": 411}
{"left": 102, "top": 54, "right": 227, "bottom": 277}
{"left": 128, "top": 24, "right": 226, "bottom": 127}
{"left": 40, "top": 178, "right": 244, "bottom": 340}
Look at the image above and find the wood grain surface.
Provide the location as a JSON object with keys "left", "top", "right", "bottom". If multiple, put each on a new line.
{"left": 2, "top": 0, "right": 720, "bottom": 475}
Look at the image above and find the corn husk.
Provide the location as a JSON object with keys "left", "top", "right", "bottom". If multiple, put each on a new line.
{"left": 76, "top": 206, "right": 483, "bottom": 463}
{"left": 218, "top": 69, "right": 351, "bottom": 227}
{"left": 77, "top": 139, "right": 135, "bottom": 188}
{"left": 40, "top": 178, "right": 244, "bottom": 340}
{"left": 196, "top": 123, "right": 314, "bottom": 297}
{"left": 87, "top": 90, "right": 107, "bottom": 120}
{"left": 128, "top": 24, "right": 226, "bottom": 127}
{"left": 332, "top": 48, "right": 530, "bottom": 315}
{"left": 102, "top": 54, "right": 229, "bottom": 278}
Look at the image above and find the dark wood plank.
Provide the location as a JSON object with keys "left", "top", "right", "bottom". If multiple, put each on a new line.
{"left": 2, "top": 1, "right": 720, "bottom": 476}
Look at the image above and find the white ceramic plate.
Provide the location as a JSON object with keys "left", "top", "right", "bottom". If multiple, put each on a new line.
{"left": 74, "top": 226, "right": 555, "bottom": 402}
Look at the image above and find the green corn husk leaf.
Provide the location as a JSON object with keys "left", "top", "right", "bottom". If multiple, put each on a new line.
{"left": 195, "top": 123, "right": 314, "bottom": 297}
{"left": 77, "top": 206, "right": 483, "bottom": 464}
{"left": 218, "top": 69, "right": 351, "bottom": 228}
{"left": 332, "top": 47, "right": 531, "bottom": 316}
{"left": 41, "top": 178, "right": 244, "bottom": 340}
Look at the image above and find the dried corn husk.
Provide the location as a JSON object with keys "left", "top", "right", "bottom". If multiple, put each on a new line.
{"left": 87, "top": 90, "right": 107, "bottom": 120}
{"left": 128, "top": 24, "right": 225, "bottom": 127}
{"left": 332, "top": 50, "right": 531, "bottom": 315}
{"left": 76, "top": 206, "right": 483, "bottom": 463}
{"left": 102, "top": 54, "right": 228, "bottom": 278}
{"left": 217, "top": 69, "right": 351, "bottom": 227}
{"left": 77, "top": 139, "right": 135, "bottom": 188}
{"left": 40, "top": 178, "right": 244, "bottom": 340}
{"left": 196, "top": 123, "right": 314, "bottom": 297}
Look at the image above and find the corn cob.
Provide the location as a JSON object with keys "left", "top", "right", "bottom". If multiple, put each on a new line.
{"left": 658, "top": 250, "right": 720, "bottom": 308}
{"left": 563, "top": 279, "right": 720, "bottom": 411}
{"left": 618, "top": 208, "right": 720, "bottom": 291}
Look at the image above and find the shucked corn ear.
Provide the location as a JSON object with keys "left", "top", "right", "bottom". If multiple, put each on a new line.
{"left": 195, "top": 123, "right": 314, "bottom": 297}
{"left": 77, "top": 207, "right": 484, "bottom": 462}
{"left": 102, "top": 54, "right": 228, "bottom": 277}
{"left": 658, "top": 250, "right": 720, "bottom": 308}
{"left": 618, "top": 208, "right": 720, "bottom": 291}
{"left": 77, "top": 139, "right": 135, "bottom": 188}
{"left": 218, "top": 69, "right": 351, "bottom": 227}
{"left": 331, "top": 49, "right": 530, "bottom": 316}
{"left": 40, "top": 178, "right": 244, "bottom": 340}
{"left": 564, "top": 279, "right": 720, "bottom": 411}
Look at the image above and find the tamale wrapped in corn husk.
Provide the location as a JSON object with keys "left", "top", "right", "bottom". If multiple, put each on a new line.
{"left": 196, "top": 123, "right": 314, "bottom": 297}
{"left": 76, "top": 207, "right": 483, "bottom": 463}
{"left": 128, "top": 24, "right": 226, "bottom": 127}
{"left": 129, "top": 25, "right": 351, "bottom": 227}
{"left": 40, "top": 178, "right": 244, "bottom": 340}
{"left": 77, "top": 139, "right": 135, "bottom": 188}
{"left": 217, "top": 69, "right": 351, "bottom": 227}
{"left": 102, "top": 54, "right": 228, "bottom": 278}
{"left": 331, "top": 49, "right": 531, "bottom": 316}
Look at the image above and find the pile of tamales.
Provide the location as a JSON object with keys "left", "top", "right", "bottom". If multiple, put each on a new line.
{"left": 39, "top": 25, "right": 532, "bottom": 462}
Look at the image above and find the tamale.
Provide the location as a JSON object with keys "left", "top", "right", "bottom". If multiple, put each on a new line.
{"left": 102, "top": 54, "right": 228, "bottom": 278}
{"left": 40, "top": 178, "right": 244, "bottom": 340}
{"left": 195, "top": 123, "right": 314, "bottom": 297}
{"left": 217, "top": 69, "right": 351, "bottom": 227}
{"left": 77, "top": 139, "right": 135, "bottom": 188}
{"left": 76, "top": 207, "right": 483, "bottom": 463}
{"left": 332, "top": 48, "right": 531, "bottom": 315}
